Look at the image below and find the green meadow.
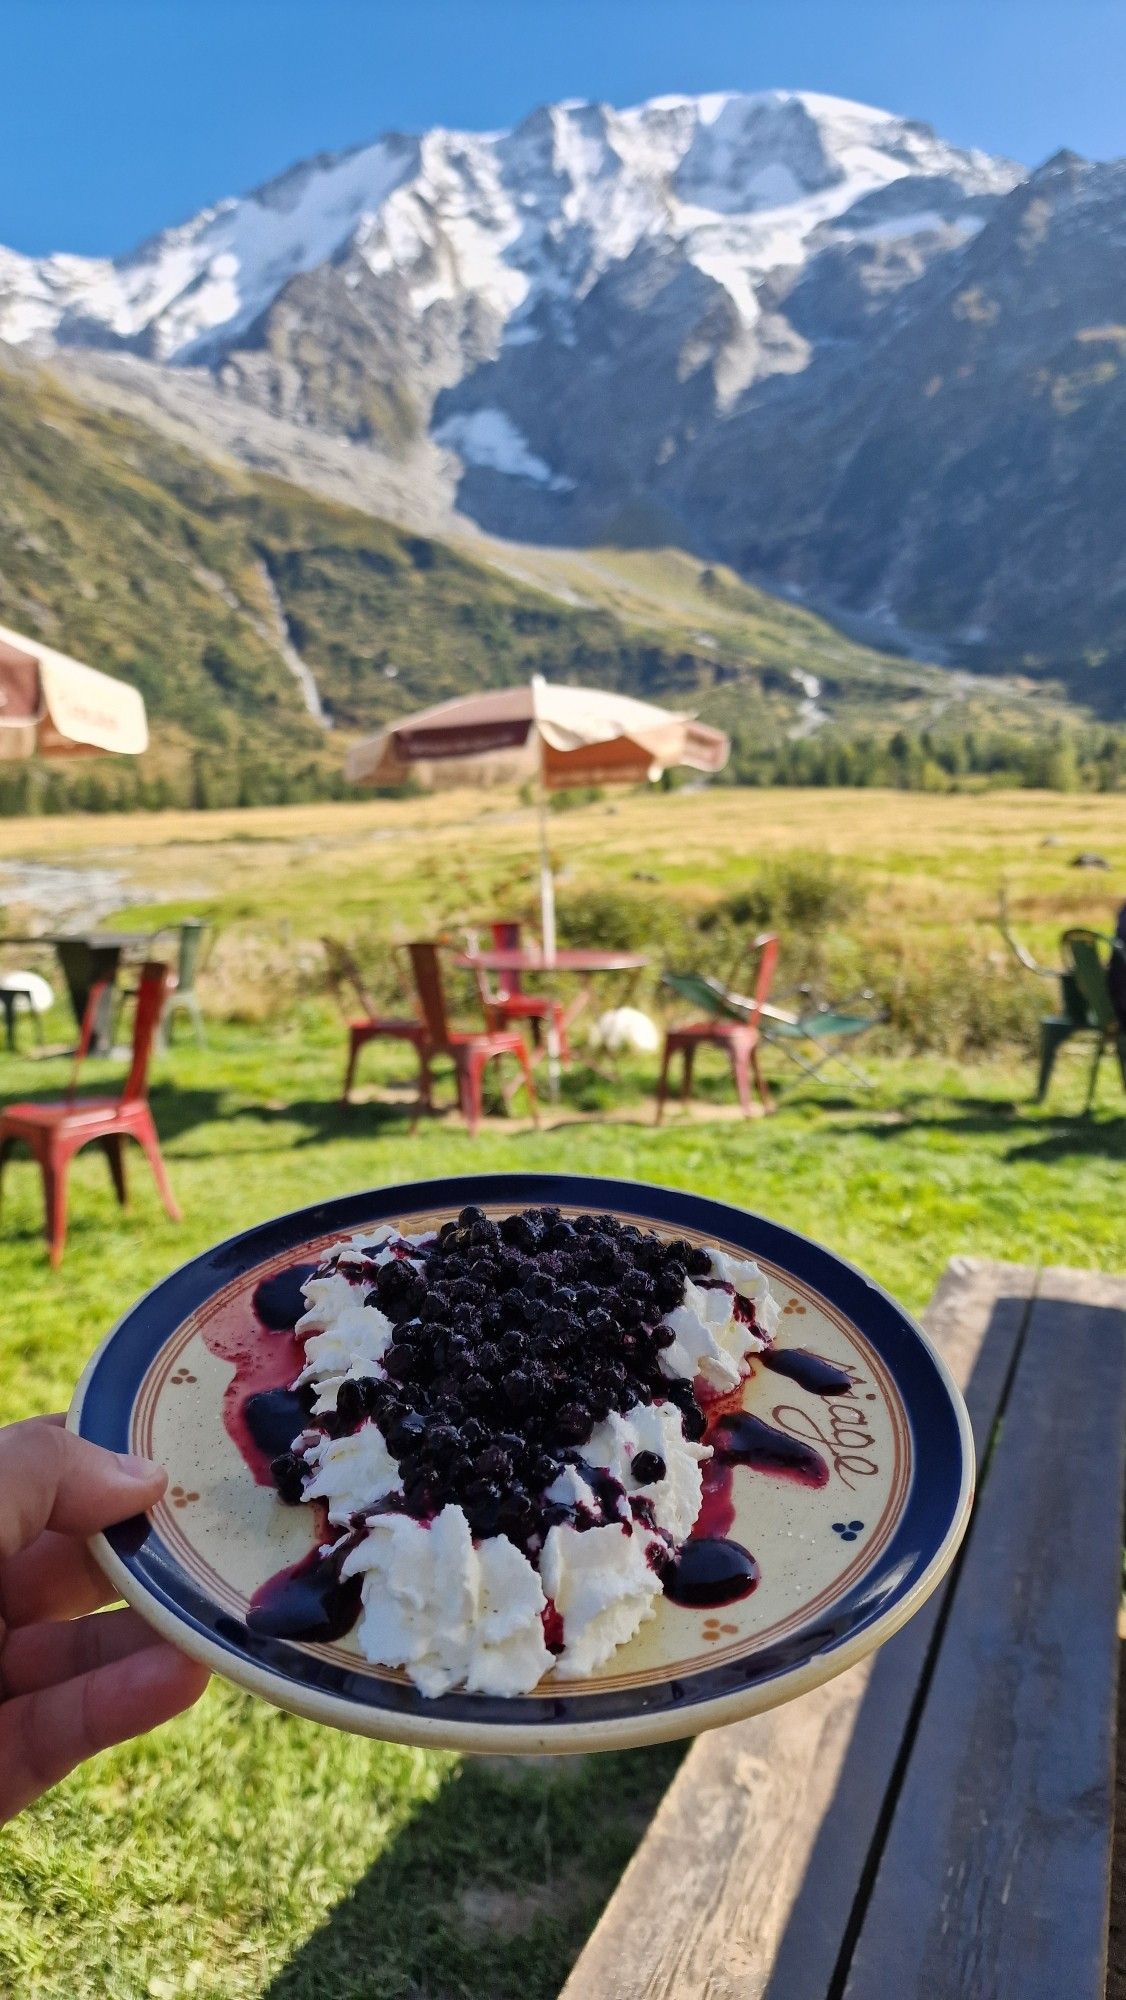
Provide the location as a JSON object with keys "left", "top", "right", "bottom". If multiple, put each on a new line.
{"left": 1, "top": 787, "right": 1124, "bottom": 2000}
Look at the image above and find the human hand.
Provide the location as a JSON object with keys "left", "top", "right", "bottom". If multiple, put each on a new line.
{"left": 1, "top": 1414, "right": 210, "bottom": 1822}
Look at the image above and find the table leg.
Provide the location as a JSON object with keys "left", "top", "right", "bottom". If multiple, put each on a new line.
{"left": 54, "top": 942, "right": 123, "bottom": 1056}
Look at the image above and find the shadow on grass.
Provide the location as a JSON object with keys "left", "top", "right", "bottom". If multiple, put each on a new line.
{"left": 842, "top": 1090, "right": 1126, "bottom": 1162}
{"left": 262, "top": 1744, "right": 682, "bottom": 2000}
{"left": 1004, "top": 1116, "right": 1126, "bottom": 1163}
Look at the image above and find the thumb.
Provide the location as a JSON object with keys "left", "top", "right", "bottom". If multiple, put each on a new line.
{"left": 0, "top": 1417, "right": 166, "bottom": 1561}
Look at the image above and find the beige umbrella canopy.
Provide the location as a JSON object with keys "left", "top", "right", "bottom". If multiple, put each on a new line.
{"left": 0, "top": 623, "right": 148, "bottom": 760}
{"left": 346, "top": 675, "right": 729, "bottom": 957}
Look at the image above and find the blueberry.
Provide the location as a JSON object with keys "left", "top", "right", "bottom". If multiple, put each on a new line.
{"left": 499, "top": 1212, "right": 539, "bottom": 1252}
{"left": 632, "top": 1450, "right": 666, "bottom": 1485}
{"left": 654, "top": 1265, "right": 687, "bottom": 1311}
{"left": 383, "top": 1347, "right": 417, "bottom": 1383}
{"left": 474, "top": 1444, "right": 512, "bottom": 1481}
{"left": 467, "top": 1496, "right": 503, "bottom": 1538}
{"left": 334, "top": 1378, "right": 366, "bottom": 1427}
{"left": 556, "top": 1402, "right": 592, "bottom": 1443}
{"left": 270, "top": 1451, "right": 306, "bottom": 1505}
{"left": 373, "top": 1260, "right": 426, "bottom": 1318}
{"left": 462, "top": 1372, "right": 492, "bottom": 1409}
{"left": 679, "top": 1399, "right": 707, "bottom": 1443}
{"left": 388, "top": 1410, "right": 428, "bottom": 1448}
{"left": 403, "top": 1474, "right": 438, "bottom": 1515}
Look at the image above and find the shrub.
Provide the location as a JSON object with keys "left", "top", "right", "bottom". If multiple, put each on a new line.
{"left": 703, "top": 855, "right": 866, "bottom": 935}
{"left": 553, "top": 885, "right": 697, "bottom": 958}
{"left": 870, "top": 940, "right": 1042, "bottom": 1057}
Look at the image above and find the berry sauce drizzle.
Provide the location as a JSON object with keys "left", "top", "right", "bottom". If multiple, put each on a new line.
{"left": 247, "top": 1546, "right": 361, "bottom": 1642}
{"left": 667, "top": 1345, "right": 833, "bottom": 1608}
{"left": 662, "top": 1536, "right": 760, "bottom": 1608}
{"left": 253, "top": 1264, "right": 320, "bottom": 1333}
{"left": 541, "top": 1603, "right": 565, "bottom": 1655}
{"left": 197, "top": 1262, "right": 319, "bottom": 1484}
{"left": 709, "top": 1410, "right": 830, "bottom": 1489}
{"left": 242, "top": 1386, "right": 316, "bottom": 1461}
{"left": 762, "top": 1348, "right": 855, "bottom": 1397}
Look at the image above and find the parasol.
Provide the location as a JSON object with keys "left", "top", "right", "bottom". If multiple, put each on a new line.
{"left": 0, "top": 623, "right": 148, "bottom": 760}
{"left": 345, "top": 675, "right": 728, "bottom": 959}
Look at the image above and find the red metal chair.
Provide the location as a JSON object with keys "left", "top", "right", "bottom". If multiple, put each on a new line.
{"left": 408, "top": 942, "right": 538, "bottom": 1138}
{"left": 471, "top": 920, "right": 572, "bottom": 1063}
{"left": 656, "top": 933, "right": 779, "bottom": 1122}
{"left": 0, "top": 961, "right": 182, "bottom": 1266}
{"left": 322, "top": 936, "right": 431, "bottom": 1106}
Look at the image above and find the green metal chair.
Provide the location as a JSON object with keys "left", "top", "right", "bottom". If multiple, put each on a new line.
{"left": 1033, "top": 963, "right": 1096, "bottom": 1103}
{"left": 1054, "top": 929, "right": 1126, "bottom": 1112}
{"left": 161, "top": 918, "right": 210, "bottom": 1048}
{"left": 116, "top": 920, "right": 211, "bottom": 1050}
{"left": 997, "top": 888, "right": 1099, "bottom": 1103}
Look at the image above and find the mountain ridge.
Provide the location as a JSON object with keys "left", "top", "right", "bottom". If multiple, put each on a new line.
{"left": 2, "top": 90, "right": 1125, "bottom": 701}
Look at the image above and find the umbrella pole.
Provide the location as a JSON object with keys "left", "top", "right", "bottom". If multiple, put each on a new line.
{"left": 536, "top": 752, "right": 561, "bottom": 1099}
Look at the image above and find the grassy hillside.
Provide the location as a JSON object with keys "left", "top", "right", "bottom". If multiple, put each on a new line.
{"left": 0, "top": 353, "right": 1086, "bottom": 810}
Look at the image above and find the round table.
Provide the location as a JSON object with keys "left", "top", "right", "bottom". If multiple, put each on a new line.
{"left": 454, "top": 947, "right": 650, "bottom": 1095}
{"left": 455, "top": 947, "right": 649, "bottom": 977}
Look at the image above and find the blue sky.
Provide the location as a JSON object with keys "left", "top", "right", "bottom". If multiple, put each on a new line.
{"left": 3, "top": 0, "right": 1123, "bottom": 256}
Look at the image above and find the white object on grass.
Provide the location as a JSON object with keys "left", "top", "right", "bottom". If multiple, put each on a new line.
{"left": 0, "top": 970, "right": 54, "bottom": 1013}
{"left": 588, "top": 1006, "right": 661, "bottom": 1055}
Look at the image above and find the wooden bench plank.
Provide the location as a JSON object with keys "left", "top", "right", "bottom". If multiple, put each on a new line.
{"left": 559, "top": 1259, "right": 1037, "bottom": 2000}
{"left": 843, "top": 1270, "right": 1126, "bottom": 2000}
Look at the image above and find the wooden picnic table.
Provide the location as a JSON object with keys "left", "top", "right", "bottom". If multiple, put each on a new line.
{"left": 560, "top": 1256, "right": 1126, "bottom": 2000}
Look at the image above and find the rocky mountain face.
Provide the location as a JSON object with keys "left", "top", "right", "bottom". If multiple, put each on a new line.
{"left": 2, "top": 92, "right": 1125, "bottom": 698}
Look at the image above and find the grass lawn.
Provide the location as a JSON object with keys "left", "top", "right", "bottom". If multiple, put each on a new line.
{"left": 1, "top": 1025, "right": 1124, "bottom": 2000}
{"left": 0, "top": 789, "right": 1124, "bottom": 1998}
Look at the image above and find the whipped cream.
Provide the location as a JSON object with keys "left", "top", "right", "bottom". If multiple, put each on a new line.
{"left": 340, "top": 1505, "right": 552, "bottom": 1697}
{"left": 301, "top": 1419, "right": 400, "bottom": 1524}
{"left": 281, "top": 1220, "right": 778, "bottom": 1698}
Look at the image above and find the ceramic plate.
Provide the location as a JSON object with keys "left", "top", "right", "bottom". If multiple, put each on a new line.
{"left": 68, "top": 1174, "right": 973, "bottom": 1754}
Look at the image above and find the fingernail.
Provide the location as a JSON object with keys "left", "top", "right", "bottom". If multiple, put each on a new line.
{"left": 117, "top": 1452, "right": 163, "bottom": 1481}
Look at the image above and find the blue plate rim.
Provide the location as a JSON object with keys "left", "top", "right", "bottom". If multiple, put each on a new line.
{"left": 69, "top": 1172, "right": 974, "bottom": 1752}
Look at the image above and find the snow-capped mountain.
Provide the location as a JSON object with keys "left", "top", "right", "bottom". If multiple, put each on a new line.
{"left": 0, "top": 92, "right": 1014, "bottom": 362}
{"left": 3, "top": 92, "right": 1125, "bottom": 682}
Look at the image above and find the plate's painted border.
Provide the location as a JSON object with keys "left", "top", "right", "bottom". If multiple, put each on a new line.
{"left": 69, "top": 1174, "right": 974, "bottom": 1754}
